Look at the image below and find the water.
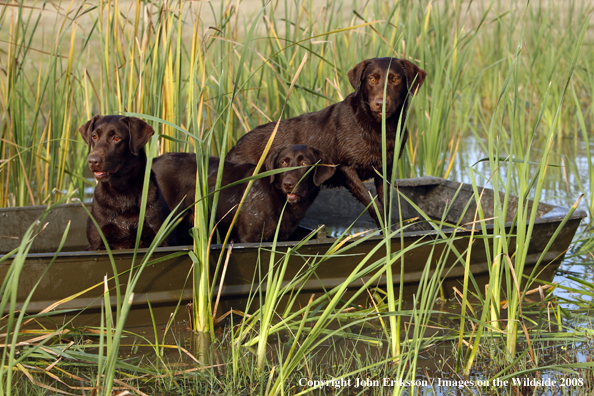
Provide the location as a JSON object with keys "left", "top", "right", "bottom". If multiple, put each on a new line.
{"left": 449, "top": 135, "right": 593, "bottom": 215}
{"left": 449, "top": 135, "right": 594, "bottom": 308}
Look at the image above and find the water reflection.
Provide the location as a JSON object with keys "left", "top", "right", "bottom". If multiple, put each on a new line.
{"left": 448, "top": 135, "right": 594, "bottom": 303}
{"left": 447, "top": 135, "right": 593, "bottom": 217}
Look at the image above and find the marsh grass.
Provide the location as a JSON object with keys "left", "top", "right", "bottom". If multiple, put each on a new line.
{"left": 1, "top": 1, "right": 592, "bottom": 201}
{"left": 4, "top": 313, "right": 594, "bottom": 395}
{"left": 1, "top": 0, "right": 594, "bottom": 394}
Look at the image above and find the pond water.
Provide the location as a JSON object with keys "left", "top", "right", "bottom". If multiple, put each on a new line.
{"left": 449, "top": 134, "right": 594, "bottom": 309}
{"left": 449, "top": 135, "right": 593, "bottom": 215}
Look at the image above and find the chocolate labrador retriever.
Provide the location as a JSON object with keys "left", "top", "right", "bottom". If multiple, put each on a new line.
{"left": 226, "top": 57, "right": 426, "bottom": 227}
{"left": 152, "top": 145, "right": 335, "bottom": 243}
{"left": 79, "top": 115, "right": 172, "bottom": 250}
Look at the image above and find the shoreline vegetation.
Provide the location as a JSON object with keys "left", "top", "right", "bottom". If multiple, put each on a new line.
{"left": 1, "top": 0, "right": 594, "bottom": 394}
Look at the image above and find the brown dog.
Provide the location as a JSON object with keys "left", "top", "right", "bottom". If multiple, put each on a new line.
{"left": 152, "top": 145, "right": 335, "bottom": 243}
{"left": 226, "top": 58, "right": 426, "bottom": 227}
{"left": 79, "top": 115, "right": 172, "bottom": 250}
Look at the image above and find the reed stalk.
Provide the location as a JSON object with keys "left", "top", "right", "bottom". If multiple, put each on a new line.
{"left": 1, "top": 0, "right": 594, "bottom": 393}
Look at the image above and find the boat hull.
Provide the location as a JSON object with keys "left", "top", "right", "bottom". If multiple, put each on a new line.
{"left": 0, "top": 177, "right": 586, "bottom": 326}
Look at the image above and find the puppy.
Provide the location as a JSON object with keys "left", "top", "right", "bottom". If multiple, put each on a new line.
{"left": 152, "top": 145, "right": 335, "bottom": 243}
{"left": 79, "top": 115, "right": 172, "bottom": 250}
{"left": 226, "top": 58, "right": 426, "bottom": 228}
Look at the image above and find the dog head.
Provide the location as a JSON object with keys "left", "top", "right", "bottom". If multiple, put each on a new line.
{"left": 79, "top": 115, "right": 154, "bottom": 182}
{"left": 264, "top": 145, "right": 335, "bottom": 203}
{"left": 348, "top": 57, "right": 426, "bottom": 122}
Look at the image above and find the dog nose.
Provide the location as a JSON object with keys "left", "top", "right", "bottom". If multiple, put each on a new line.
{"left": 283, "top": 179, "right": 295, "bottom": 190}
{"left": 88, "top": 154, "right": 102, "bottom": 167}
{"left": 374, "top": 98, "right": 384, "bottom": 110}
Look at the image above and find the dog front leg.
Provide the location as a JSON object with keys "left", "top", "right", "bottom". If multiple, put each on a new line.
{"left": 340, "top": 167, "right": 385, "bottom": 228}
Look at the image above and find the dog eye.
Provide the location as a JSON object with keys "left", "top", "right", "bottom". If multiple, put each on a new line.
{"left": 280, "top": 160, "right": 288, "bottom": 166}
{"left": 301, "top": 160, "right": 308, "bottom": 166}
{"left": 113, "top": 136, "right": 121, "bottom": 142}
{"left": 368, "top": 76, "right": 376, "bottom": 83}
{"left": 91, "top": 134, "right": 97, "bottom": 140}
{"left": 392, "top": 76, "right": 401, "bottom": 83}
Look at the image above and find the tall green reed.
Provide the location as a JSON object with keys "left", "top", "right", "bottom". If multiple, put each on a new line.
{"left": 458, "top": 6, "right": 591, "bottom": 373}
{"left": 2, "top": 0, "right": 591, "bottom": 207}
{"left": 1, "top": 0, "right": 594, "bottom": 393}
{"left": 0, "top": 194, "right": 77, "bottom": 395}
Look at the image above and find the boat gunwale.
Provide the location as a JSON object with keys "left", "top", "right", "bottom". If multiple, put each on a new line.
{"left": 5, "top": 205, "right": 586, "bottom": 261}
{"left": 0, "top": 177, "right": 588, "bottom": 260}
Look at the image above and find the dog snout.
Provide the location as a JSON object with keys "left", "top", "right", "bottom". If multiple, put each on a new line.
{"left": 283, "top": 177, "right": 295, "bottom": 191}
{"left": 373, "top": 97, "right": 390, "bottom": 111}
{"left": 88, "top": 153, "right": 103, "bottom": 167}
{"left": 282, "top": 170, "right": 301, "bottom": 190}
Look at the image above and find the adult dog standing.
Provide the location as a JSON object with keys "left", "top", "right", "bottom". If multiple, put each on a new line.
{"left": 226, "top": 58, "right": 426, "bottom": 227}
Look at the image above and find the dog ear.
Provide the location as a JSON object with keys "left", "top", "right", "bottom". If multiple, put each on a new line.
{"left": 264, "top": 147, "right": 282, "bottom": 184}
{"left": 348, "top": 59, "right": 371, "bottom": 95}
{"left": 310, "top": 148, "right": 336, "bottom": 187}
{"left": 399, "top": 59, "right": 426, "bottom": 95}
{"left": 123, "top": 117, "right": 155, "bottom": 155}
{"left": 78, "top": 115, "right": 102, "bottom": 152}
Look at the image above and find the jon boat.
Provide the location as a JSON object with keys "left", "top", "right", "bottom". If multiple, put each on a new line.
{"left": 0, "top": 177, "right": 586, "bottom": 326}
